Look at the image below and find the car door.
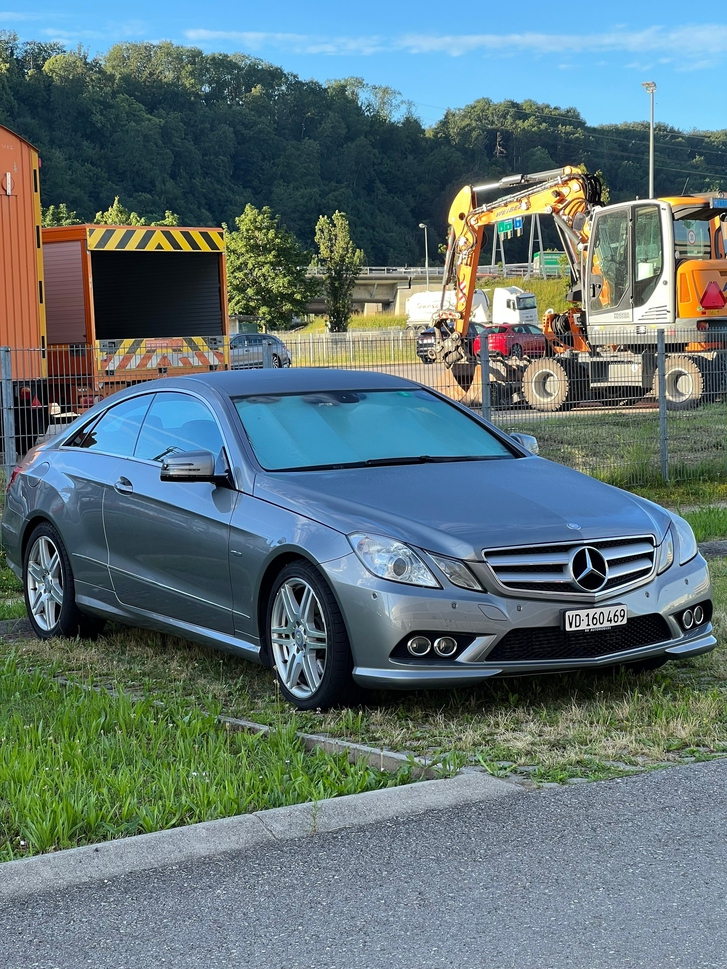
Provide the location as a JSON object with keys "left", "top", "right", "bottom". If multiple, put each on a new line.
{"left": 102, "top": 391, "right": 237, "bottom": 635}
{"left": 55, "top": 393, "right": 153, "bottom": 600}
{"left": 523, "top": 324, "right": 546, "bottom": 356}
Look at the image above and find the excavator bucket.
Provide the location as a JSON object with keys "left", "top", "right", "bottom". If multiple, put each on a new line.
{"left": 434, "top": 363, "right": 483, "bottom": 407}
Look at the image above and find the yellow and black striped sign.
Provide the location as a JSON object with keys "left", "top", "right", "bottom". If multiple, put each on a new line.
{"left": 87, "top": 226, "right": 225, "bottom": 252}
{"left": 95, "top": 336, "right": 228, "bottom": 375}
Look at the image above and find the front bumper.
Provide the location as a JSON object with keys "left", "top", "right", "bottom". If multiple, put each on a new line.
{"left": 321, "top": 550, "right": 716, "bottom": 690}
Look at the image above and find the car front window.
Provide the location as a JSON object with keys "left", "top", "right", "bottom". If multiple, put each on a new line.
{"left": 134, "top": 392, "right": 225, "bottom": 461}
{"left": 234, "top": 388, "right": 515, "bottom": 471}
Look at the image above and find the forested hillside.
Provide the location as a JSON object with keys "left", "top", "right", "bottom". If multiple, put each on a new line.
{"left": 2, "top": 34, "right": 725, "bottom": 265}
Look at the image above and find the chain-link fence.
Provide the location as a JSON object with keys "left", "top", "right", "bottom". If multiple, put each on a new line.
{"left": 3, "top": 330, "right": 727, "bottom": 487}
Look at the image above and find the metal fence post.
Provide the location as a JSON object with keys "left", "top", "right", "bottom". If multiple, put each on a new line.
{"left": 1, "top": 346, "right": 17, "bottom": 480}
{"left": 479, "top": 330, "right": 491, "bottom": 424}
{"left": 657, "top": 329, "right": 669, "bottom": 483}
{"left": 262, "top": 339, "right": 273, "bottom": 369}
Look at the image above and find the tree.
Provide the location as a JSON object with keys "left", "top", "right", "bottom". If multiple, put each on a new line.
{"left": 94, "top": 197, "right": 146, "bottom": 225}
{"left": 225, "top": 204, "right": 315, "bottom": 329}
{"left": 94, "top": 196, "right": 180, "bottom": 225}
{"left": 314, "top": 211, "right": 364, "bottom": 332}
{"left": 41, "top": 203, "right": 81, "bottom": 226}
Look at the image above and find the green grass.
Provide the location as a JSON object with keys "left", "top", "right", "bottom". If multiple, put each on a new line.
{"left": 2, "top": 549, "right": 726, "bottom": 792}
{"left": 0, "top": 600, "right": 27, "bottom": 620}
{"left": 3, "top": 457, "right": 727, "bottom": 857}
{"left": 0, "top": 653, "right": 415, "bottom": 861}
{"left": 680, "top": 507, "right": 727, "bottom": 542}
{"left": 495, "top": 401, "right": 727, "bottom": 488}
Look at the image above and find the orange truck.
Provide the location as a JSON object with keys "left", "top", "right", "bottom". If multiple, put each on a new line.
{"left": 43, "top": 223, "right": 228, "bottom": 412}
{"left": 0, "top": 123, "right": 229, "bottom": 459}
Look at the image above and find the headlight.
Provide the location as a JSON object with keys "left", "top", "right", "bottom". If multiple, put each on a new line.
{"left": 656, "top": 515, "right": 698, "bottom": 573}
{"left": 348, "top": 533, "right": 440, "bottom": 588}
{"left": 429, "top": 553, "right": 483, "bottom": 591}
{"left": 656, "top": 530, "right": 674, "bottom": 574}
{"left": 672, "top": 514, "right": 698, "bottom": 566}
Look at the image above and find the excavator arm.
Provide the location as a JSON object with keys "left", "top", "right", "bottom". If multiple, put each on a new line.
{"left": 435, "top": 167, "right": 602, "bottom": 370}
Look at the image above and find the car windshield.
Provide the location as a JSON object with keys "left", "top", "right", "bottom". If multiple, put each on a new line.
{"left": 234, "top": 388, "right": 514, "bottom": 471}
{"left": 517, "top": 295, "right": 537, "bottom": 310}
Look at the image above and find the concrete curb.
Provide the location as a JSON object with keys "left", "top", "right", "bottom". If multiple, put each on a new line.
{"left": 0, "top": 770, "right": 522, "bottom": 901}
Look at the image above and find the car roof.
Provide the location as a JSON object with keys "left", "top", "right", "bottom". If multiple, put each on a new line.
{"left": 95, "top": 368, "right": 423, "bottom": 402}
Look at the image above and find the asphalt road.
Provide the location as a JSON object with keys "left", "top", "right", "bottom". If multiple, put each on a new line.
{"left": 3, "top": 760, "right": 727, "bottom": 969}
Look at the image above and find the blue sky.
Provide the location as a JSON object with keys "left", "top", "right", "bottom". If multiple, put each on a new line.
{"left": 6, "top": 1, "right": 726, "bottom": 132}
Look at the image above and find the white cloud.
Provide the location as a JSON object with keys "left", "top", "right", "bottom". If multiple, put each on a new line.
{"left": 185, "top": 29, "right": 388, "bottom": 56}
{"left": 0, "top": 10, "right": 43, "bottom": 20}
{"left": 184, "top": 23, "right": 727, "bottom": 63}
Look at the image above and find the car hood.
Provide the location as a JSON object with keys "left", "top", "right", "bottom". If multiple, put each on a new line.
{"left": 254, "top": 457, "right": 672, "bottom": 558}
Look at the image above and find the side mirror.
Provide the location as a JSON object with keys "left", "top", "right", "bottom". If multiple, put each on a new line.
{"left": 510, "top": 432, "right": 539, "bottom": 455}
{"left": 160, "top": 449, "right": 218, "bottom": 482}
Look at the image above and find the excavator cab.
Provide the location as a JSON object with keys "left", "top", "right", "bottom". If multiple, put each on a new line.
{"left": 585, "top": 201, "right": 675, "bottom": 347}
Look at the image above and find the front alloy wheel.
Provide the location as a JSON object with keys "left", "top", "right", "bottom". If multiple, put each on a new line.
{"left": 267, "top": 561, "right": 358, "bottom": 709}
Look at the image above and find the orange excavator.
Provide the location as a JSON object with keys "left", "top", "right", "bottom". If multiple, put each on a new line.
{"left": 431, "top": 166, "right": 727, "bottom": 410}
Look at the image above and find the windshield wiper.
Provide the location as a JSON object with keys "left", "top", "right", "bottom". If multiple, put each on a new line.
{"left": 270, "top": 454, "right": 507, "bottom": 472}
{"left": 363, "top": 454, "right": 502, "bottom": 467}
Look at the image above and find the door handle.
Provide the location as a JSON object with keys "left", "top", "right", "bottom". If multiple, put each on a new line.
{"left": 114, "top": 477, "right": 134, "bottom": 495}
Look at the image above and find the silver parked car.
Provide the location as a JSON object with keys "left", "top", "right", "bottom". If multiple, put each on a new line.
{"left": 2, "top": 370, "right": 715, "bottom": 710}
{"left": 229, "top": 332, "right": 291, "bottom": 369}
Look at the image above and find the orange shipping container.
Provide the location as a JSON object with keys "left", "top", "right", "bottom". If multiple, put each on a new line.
{"left": 0, "top": 124, "right": 47, "bottom": 378}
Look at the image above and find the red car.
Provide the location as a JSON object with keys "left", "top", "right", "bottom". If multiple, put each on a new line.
{"left": 472, "top": 323, "right": 547, "bottom": 359}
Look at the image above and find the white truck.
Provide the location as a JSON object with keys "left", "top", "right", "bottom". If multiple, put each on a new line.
{"left": 406, "top": 289, "right": 490, "bottom": 335}
{"left": 490, "top": 286, "right": 539, "bottom": 326}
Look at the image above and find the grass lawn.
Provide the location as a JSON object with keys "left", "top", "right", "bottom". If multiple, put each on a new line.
{"left": 0, "top": 654, "right": 416, "bottom": 861}
{"left": 2, "top": 480, "right": 727, "bottom": 858}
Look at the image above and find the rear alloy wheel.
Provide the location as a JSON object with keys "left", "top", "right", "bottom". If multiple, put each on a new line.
{"left": 267, "top": 561, "right": 358, "bottom": 709}
{"left": 510, "top": 343, "right": 524, "bottom": 359}
{"left": 522, "top": 357, "right": 570, "bottom": 411}
{"left": 272, "top": 354, "right": 282, "bottom": 368}
{"left": 23, "top": 522, "right": 105, "bottom": 639}
{"left": 654, "top": 355, "right": 703, "bottom": 410}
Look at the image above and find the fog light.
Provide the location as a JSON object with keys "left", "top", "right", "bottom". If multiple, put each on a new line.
{"left": 407, "top": 636, "right": 431, "bottom": 656}
{"left": 682, "top": 609, "right": 694, "bottom": 630}
{"left": 694, "top": 605, "right": 704, "bottom": 625}
{"left": 433, "top": 636, "right": 458, "bottom": 657}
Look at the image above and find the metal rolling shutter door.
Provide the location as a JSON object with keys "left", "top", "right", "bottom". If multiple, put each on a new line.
{"left": 91, "top": 251, "right": 223, "bottom": 339}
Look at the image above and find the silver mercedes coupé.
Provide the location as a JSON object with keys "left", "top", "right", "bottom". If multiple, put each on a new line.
{"left": 1, "top": 369, "right": 716, "bottom": 709}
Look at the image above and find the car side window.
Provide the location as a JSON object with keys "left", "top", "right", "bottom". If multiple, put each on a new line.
{"left": 65, "top": 395, "right": 152, "bottom": 456}
{"left": 134, "top": 392, "right": 225, "bottom": 462}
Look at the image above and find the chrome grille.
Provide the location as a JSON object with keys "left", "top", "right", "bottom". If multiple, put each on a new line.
{"left": 482, "top": 536, "right": 656, "bottom": 598}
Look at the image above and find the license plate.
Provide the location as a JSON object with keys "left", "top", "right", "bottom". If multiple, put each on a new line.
{"left": 563, "top": 605, "right": 627, "bottom": 632}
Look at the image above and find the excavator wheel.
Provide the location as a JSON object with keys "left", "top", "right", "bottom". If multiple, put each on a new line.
{"left": 522, "top": 358, "right": 570, "bottom": 412}
{"left": 653, "top": 355, "right": 704, "bottom": 410}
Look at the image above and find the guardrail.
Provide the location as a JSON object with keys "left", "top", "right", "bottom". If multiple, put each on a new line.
{"left": 305, "top": 264, "right": 565, "bottom": 279}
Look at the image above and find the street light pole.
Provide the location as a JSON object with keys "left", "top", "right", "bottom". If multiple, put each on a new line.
{"left": 642, "top": 81, "right": 656, "bottom": 198}
{"left": 418, "top": 222, "right": 430, "bottom": 291}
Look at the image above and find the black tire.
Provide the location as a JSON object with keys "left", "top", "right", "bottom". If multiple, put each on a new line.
{"left": 266, "top": 560, "right": 360, "bottom": 710}
{"left": 654, "top": 355, "right": 703, "bottom": 410}
{"left": 23, "top": 522, "right": 106, "bottom": 640}
{"left": 272, "top": 354, "right": 282, "bottom": 368}
{"left": 521, "top": 358, "right": 570, "bottom": 411}
{"left": 510, "top": 343, "right": 524, "bottom": 360}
